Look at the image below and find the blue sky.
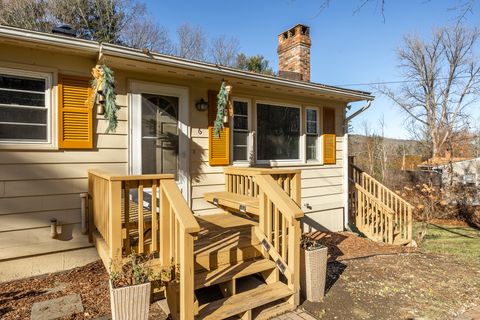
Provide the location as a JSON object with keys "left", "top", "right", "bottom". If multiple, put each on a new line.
{"left": 143, "top": 0, "right": 480, "bottom": 139}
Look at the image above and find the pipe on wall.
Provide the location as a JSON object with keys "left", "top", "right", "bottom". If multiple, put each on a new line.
{"left": 80, "top": 193, "right": 88, "bottom": 235}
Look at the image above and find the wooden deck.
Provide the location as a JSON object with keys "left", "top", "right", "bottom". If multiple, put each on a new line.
{"left": 88, "top": 167, "right": 304, "bottom": 320}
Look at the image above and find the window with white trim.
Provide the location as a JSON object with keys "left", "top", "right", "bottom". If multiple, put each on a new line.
{"left": 0, "top": 70, "right": 51, "bottom": 143}
{"left": 232, "top": 100, "right": 249, "bottom": 161}
{"left": 306, "top": 108, "right": 319, "bottom": 160}
{"left": 256, "top": 103, "right": 300, "bottom": 160}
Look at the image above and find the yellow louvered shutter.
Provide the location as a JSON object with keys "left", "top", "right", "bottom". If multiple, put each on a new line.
{"left": 208, "top": 90, "right": 230, "bottom": 166}
{"left": 58, "top": 75, "right": 93, "bottom": 149}
{"left": 322, "top": 107, "right": 336, "bottom": 164}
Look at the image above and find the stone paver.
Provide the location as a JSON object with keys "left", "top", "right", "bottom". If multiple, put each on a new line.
{"left": 30, "top": 294, "right": 84, "bottom": 320}
{"left": 45, "top": 281, "right": 68, "bottom": 294}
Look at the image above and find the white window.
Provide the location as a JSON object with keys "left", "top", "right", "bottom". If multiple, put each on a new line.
{"left": 232, "top": 99, "right": 251, "bottom": 162}
{"left": 0, "top": 68, "right": 52, "bottom": 146}
{"left": 305, "top": 107, "right": 319, "bottom": 161}
{"left": 256, "top": 102, "right": 301, "bottom": 161}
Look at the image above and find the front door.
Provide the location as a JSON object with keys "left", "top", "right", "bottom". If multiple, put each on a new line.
{"left": 141, "top": 94, "right": 179, "bottom": 175}
{"left": 130, "top": 81, "right": 189, "bottom": 201}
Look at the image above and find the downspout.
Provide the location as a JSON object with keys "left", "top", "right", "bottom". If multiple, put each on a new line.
{"left": 342, "top": 101, "right": 372, "bottom": 230}
{"left": 344, "top": 101, "right": 371, "bottom": 123}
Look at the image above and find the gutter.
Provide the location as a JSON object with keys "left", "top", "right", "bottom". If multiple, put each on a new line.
{"left": 0, "top": 25, "right": 98, "bottom": 54}
{"left": 0, "top": 25, "right": 375, "bottom": 102}
{"left": 100, "top": 43, "right": 375, "bottom": 102}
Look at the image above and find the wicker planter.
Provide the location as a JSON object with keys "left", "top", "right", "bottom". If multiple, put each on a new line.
{"left": 109, "top": 280, "right": 150, "bottom": 320}
{"left": 301, "top": 245, "right": 328, "bottom": 302}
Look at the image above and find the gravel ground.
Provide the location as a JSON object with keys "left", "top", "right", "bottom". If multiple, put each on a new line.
{"left": 301, "top": 246, "right": 480, "bottom": 319}
{"left": 1, "top": 230, "right": 478, "bottom": 320}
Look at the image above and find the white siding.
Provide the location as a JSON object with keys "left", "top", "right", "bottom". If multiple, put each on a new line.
{"left": 0, "top": 41, "right": 351, "bottom": 281}
{"left": 188, "top": 92, "right": 347, "bottom": 231}
{"left": 0, "top": 45, "right": 127, "bottom": 279}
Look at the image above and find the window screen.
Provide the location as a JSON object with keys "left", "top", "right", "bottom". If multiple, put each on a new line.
{"left": 0, "top": 74, "right": 48, "bottom": 141}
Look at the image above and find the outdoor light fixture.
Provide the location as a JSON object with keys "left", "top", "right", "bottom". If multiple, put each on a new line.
{"left": 195, "top": 98, "right": 208, "bottom": 111}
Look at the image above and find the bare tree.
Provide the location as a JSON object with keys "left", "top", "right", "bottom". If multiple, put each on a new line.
{"left": 209, "top": 35, "right": 239, "bottom": 67}
{"left": 0, "top": 0, "right": 51, "bottom": 32}
{"left": 378, "top": 116, "right": 388, "bottom": 182}
{"left": 176, "top": 23, "right": 206, "bottom": 61}
{"left": 362, "top": 121, "right": 378, "bottom": 175}
{"left": 49, "top": 0, "right": 145, "bottom": 44}
{"left": 122, "top": 19, "right": 174, "bottom": 54}
{"left": 1, "top": 0, "right": 151, "bottom": 45}
{"left": 380, "top": 25, "right": 480, "bottom": 158}
{"left": 315, "top": 0, "right": 476, "bottom": 22}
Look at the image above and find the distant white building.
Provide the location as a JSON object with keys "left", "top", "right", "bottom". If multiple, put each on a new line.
{"left": 420, "top": 156, "right": 480, "bottom": 186}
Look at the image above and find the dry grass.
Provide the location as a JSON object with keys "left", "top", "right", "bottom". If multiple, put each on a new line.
{"left": 413, "top": 221, "right": 480, "bottom": 264}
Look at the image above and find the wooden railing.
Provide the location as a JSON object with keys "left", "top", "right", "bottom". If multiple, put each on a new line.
{"left": 224, "top": 167, "right": 303, "bottom": 306}
{"left": 355, "top": 183, "right": 395, "bottom": 243}
{"left": 255, "top": 174, "right": 303, "bottom": 306}
{"left": 349, "top": 163, "right": 413, "bottom": 244}
{"left": 88, "top": 171, "right": 200, "bottom": 320}
{"left": 224, "top": 167, "right": 301, "bottom": 205}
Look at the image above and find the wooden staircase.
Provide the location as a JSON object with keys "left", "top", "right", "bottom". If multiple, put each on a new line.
{"left": 88, "top": 167, "right": 304, "bottom": 320}
{"left": 192, "top": 213, "right": 295, "bottom": 320}
{"left": 349, "top": 162, "right": 414, "bottom": 245}
{"left": 197, "top": 167, "right": 304, "bottom": 320}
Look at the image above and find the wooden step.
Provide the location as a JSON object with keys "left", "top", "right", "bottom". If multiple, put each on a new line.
{"left": 204, "top": 191, "right": 259, "bottom": 216}
{"left": 393, "top": 238, "right": 411, "bottom": 246}
{"left": 254, "top": 301, "right": 295, "bottom": 320}
{"left": 194, "top": 259, "right": 276, "bottom": 290}
{"left": 197, "top": 282, "right": 293, "bottom": 320}
{"left": 194, "top": 214, "right": 261, "bottom": 272}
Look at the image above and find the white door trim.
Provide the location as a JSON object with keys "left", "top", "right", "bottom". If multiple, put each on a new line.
{"left": 128, "top": 80, "right": 190, "bottom": 202}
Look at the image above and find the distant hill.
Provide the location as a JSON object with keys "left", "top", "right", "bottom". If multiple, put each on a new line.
{"left": 348, "top": 134, "right": 424, "bottom": 157}
{"left": 348, "top": 134, "right": 426, "bottom": 171}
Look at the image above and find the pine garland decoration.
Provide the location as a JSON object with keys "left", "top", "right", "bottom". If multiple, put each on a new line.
{"left": 214, "top": 81, "right": 231, "bottom": 138}
{"left": 91, "top": 64, "right": 118, "bottom": 133}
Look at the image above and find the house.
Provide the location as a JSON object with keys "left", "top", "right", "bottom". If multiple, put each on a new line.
{"left": 419, "top": 154, "right": 480, "bottom": 186}
{"left": 0, "top": 23, "right": 380, "bottom": 318}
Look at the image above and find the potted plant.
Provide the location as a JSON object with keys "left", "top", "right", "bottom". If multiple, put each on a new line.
{"left": 300, "top": 235, "right": 328, "bottom": 302}
{"left": 109, "top": 254, "right": 156, "bottom": 320}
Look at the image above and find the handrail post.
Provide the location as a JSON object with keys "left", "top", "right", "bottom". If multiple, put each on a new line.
{"left": 288, "top": 218, "right": 301, "bottom": 306}
{"left": 408, "top": 206, "right": 413, "bottom": 241}
{"left": 159, "top": 184, "right": 170, "bottom": 267}
{"left": 179, "top": 229, "right": 195, "bottom": 320}
{"left": 388, "top": 214, "right": 394, "bottom": 244}
{"left": 291, "top": 172, "right": 301, "bottom": 206}
{"left": 258, "top": 190, "right": 267, "bottom": 241}
{"left": 108, "top": 179, "right": 123, "bottom": 269}
{"left": 87, "top": 172, "right": 93, "bottom": 243}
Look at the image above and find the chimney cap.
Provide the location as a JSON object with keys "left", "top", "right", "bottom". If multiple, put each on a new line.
{"left": 278, "top": 24, "right": 310, "bottom": 38}
{"left": 52, "top": 24, "right": 77, "bottom": 37}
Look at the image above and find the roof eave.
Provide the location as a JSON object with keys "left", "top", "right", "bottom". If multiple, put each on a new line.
{"left": 0, "top": 24, "right": 98, "bottom": 54}
{"left": 0, "top": 25, "right": 375, "bottom": 102}
{"left": 100, "top": 43, "right": 374, "bottom": 102}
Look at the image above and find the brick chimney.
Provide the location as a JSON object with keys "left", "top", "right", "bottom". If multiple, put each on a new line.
{"left": 277, "top": 24, "right": 311, "bottom": 82}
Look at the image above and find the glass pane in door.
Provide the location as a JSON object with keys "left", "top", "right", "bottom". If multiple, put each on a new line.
{"left": 141, "top": 94, "right": 179, "bottom": 176}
